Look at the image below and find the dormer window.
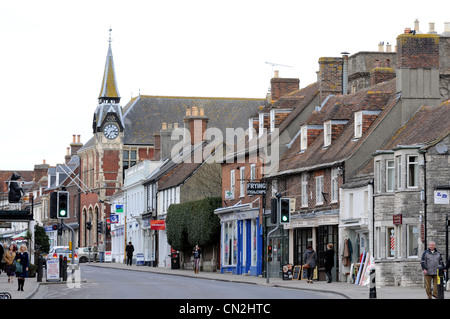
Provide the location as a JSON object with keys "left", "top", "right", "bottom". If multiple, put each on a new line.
{"left": 354, "top": 111, "right": 363, "bottom": 138}
{"left": 300, "top": 126, "right": 308, "bottom": 151}
{"left": 324, "top": 120, "right": 332, "bottom": 147}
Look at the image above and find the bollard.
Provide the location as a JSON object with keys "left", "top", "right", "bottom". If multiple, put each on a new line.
{"left": 62, "top": 256, "right": 68, "bottom": 282}
{"left": 369, "top": 269, "right": 377, "bottom": 299}
{"left": 59, "top": 255, "right": 63, "bottom": 278}
{"left": 437, "top": 265, "right": 444, "bottom": 299}
{"left": 37, "top": 256, "right": 43, "bottom": 282}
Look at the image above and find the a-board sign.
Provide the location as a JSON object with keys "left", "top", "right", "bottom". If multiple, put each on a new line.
{"left": 293, "top": 265, "right": 301, "bottom": 280}
{"left": 46, "top": 259, "right": 60, "bottom": 281}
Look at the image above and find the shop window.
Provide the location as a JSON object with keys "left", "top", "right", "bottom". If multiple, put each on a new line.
{"left": 223, "top": 221, "right": 237, "bottom": 266}
{"left": 387, "top": 227, "right": 395, "bottom": 258}
{"left": 407, "top": 225, "right": 419, "bottom": 257}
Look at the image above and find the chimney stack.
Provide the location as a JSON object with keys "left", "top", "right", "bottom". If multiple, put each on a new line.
{"left": 270, "top": 71, "right": 299, "bottom": 102}
{"left": 184, "top": 107, "right": 209, "bottom": 145}
{"left": 318, "top": 57, "right": 343, "bottom": 103}
{"left": 70, "top": 134, "right": 83, "bottom": 156}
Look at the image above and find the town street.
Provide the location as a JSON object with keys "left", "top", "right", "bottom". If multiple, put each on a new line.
{"left": 31, "top": 265, "right": 342, "bottom": 299}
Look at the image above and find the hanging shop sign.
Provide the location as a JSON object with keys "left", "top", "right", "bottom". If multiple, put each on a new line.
{"left": 393, "top": 214, "right": 402, "bottom": 225}
{"left": 246, "top": 182, "right": 267, "bottom": 195}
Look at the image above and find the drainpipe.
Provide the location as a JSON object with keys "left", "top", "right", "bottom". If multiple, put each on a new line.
{"left": 419, "top": 149, "right": 427, "bottom": 246}
{"left": 369, "top": 179, "right": 375, "bottom": 256}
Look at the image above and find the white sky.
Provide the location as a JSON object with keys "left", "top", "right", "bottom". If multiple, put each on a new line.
{"left": 1, "top": 0, "right": 449, "bottom": 171}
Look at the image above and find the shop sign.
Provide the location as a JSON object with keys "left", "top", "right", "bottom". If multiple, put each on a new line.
{"left": 115, "top": 204, "right": 124, "bottom": 213}
{"left": 246, "top": 182, "right": 267, "bottom": 195}
{"left": 393, "top": 214, "right": 402, "bottom": 225}
{"left": 434, "top": 190, "right": 449, "bottom": 205}
{"left": 151, "top": 220, "right": 165, "bottom": 230}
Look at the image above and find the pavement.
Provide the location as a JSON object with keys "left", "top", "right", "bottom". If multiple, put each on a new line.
{"left": 0, "top": 262, "right": 448, "bottom": 300}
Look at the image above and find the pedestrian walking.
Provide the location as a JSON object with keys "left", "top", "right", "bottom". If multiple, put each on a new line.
{"left": 303, "top": 245, "right": 317, "bottom": 283}
{"left": 92, "top": 243, "right": 98, "bottom": 262}
{"left": 0, "top": 243, "right": 4, "bottom": 274}
{"left": 421, "top": 241, "right": 445, "bottom": 299}
{"left": 4, "top": 244, "right": 17, "bottom": 283}
{"left": 126, "top": 242, "right": 134, "bottom": 266}
{"left": 15, "top": 244, "right": 29, "bottom": 291}
{"left": 324, "top": 243, "right": 334, "bottom": 283}
{"left": 192, "top": 245, "right": 201, "bottom": 274}
{"left": 98, "top": 241, "right": 105, "bottom": 263}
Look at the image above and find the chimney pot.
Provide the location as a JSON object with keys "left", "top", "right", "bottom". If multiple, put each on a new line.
{"left": 73, "top": 134, "right": 76, "bottom": 143}
{"left": 404, "top": 27, "right": 411, "bottom": 34}
{"left": 274, "top": 70, "right": 279, "bottom": 78}
{"left": 428, "top": 22, "right": 436, "bottom": 34}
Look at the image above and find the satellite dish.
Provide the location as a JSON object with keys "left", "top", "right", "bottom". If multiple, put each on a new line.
{"left": 436, "top": 143, "right": 448, "bottom": 154}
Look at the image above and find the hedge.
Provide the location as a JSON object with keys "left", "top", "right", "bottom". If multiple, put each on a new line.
{"left": 166, "top": 197, "right": 222, "bottom": 251}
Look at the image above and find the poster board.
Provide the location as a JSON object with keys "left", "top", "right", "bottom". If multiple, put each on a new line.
{"left": 301, "top": 266, "right": 318, "bottom": 281}
{"left": 46, "top": 259, "right": 60, "bottom": 282}
{"left": 293, "top": 265, "right": 301, "bottom": 280}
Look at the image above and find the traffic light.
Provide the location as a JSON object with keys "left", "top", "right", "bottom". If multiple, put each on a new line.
{"left": 57, "top": 191, "right": 69, "bottom": 218}
{"left": 280, "top": 198, "right": 290, "bottom": 223}
{"left": 97, "top": 221, "right": 103, "bottom": 234}
{"left": 267, "top": 245, "right": 273, "bottom": 261}
{"left": 270, "top": 198, "right": 278, "bottom": 224}
{"left": 50, "top": 192, "right": 58, "bottom": 219}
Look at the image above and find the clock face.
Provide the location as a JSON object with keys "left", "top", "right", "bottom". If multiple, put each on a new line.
{"left": 103, "top": 123, "right": 119, "bottom": 139}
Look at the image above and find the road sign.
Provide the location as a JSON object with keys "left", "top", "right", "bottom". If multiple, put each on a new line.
{"left": 110, "top": 214, "right": 119, "bottom": 224}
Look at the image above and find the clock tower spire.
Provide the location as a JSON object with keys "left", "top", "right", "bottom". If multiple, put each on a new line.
{"left": 93, "top": 28, "right": 124, "bottom": 135}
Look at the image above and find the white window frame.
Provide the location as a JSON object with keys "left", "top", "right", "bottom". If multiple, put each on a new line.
{"left": 396, "top": 155, "right": 402, "bottom": 190}
{"left": 239, "top": 167, "right": 245, "bottom": 198}
{"left": 324, "top": 120, "right": 332, "bottom": 147}
{"left": 250, "top": 164, "right": 256, "bottom": 182}
{"left": 300, "top": 126, "right": 308, "bottom": 151}
{"left": 301, "top": 174, "right": 308, "bottom": 207}
{"left": 331, "top": 168, "right": 338, "bottom": 202}
{"left": 375, "top": 160, "right": 381, "bottom": 193}
{"left": 407, "top": 155, "right": 419, "bottom": 188}
{"left": 354, "top": 111, "right": 363, "bottom": 138}
{"left": 315, "top": 175, "right": 324, "bottom": 206}
{"left": 386, "top": 160, "right": 395, "bottom": 192}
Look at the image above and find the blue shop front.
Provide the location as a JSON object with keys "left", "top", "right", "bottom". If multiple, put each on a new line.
{"left": 214, "top": 203, "right": 263, "bottom": 276}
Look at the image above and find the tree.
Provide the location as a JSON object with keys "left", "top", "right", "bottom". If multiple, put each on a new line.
{"left": 34, "top": 225, "right": 50, "bottom": 258}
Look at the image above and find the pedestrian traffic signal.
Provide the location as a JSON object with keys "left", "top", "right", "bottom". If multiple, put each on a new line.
{"left": 57, "top": 191, "right": 69, "bottom": 218}
{"left": 280, "top": 198, "right": 290, "bottom": 223}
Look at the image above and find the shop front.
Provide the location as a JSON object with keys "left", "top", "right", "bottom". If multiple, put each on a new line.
{"left": 214, "top": 203, "right": 263, "bottom": 276}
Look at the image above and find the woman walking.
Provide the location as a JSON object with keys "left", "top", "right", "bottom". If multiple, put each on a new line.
{"left": 303, "top": 245, "right": 317, "bottom": 283}
{"left": 4, "top": 244, "right": 17, "bottom": 283}
{"left": 192, "top": 245, "right": 201, "bottom": 274}
{"left": 15, "top": 244, "right": 29, "bottom": 291}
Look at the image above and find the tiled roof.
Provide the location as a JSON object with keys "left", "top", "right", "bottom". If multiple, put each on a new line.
{"left": 274, "top": 79, "right": 399, "bottom": 175}
{"left": 122, "top": 95, "right": 266, "bottom": 145}
{"left": 380, "top": 100, "right": 450, "bottom": 150}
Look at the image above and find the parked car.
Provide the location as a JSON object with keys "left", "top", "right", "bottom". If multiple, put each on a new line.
{"left": 76, "top": 247, "right": 99, "bottom": 263}
{"left": 47, "top": 246, "right": 79, "bottom": 264}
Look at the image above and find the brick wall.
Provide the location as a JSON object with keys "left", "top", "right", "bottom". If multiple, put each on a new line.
{"left": 396, "top": 34, "right": 440, "bottom": 69}
{"left": 319, "top": 57, "right": 343, "bottom": 103}
{"left": 270, "top": 78, "right": 299, "bottom": 102}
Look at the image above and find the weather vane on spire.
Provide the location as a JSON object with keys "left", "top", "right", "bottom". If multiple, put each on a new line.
{"left": 108, "top": 27, "right": 113, "bottom": 44}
